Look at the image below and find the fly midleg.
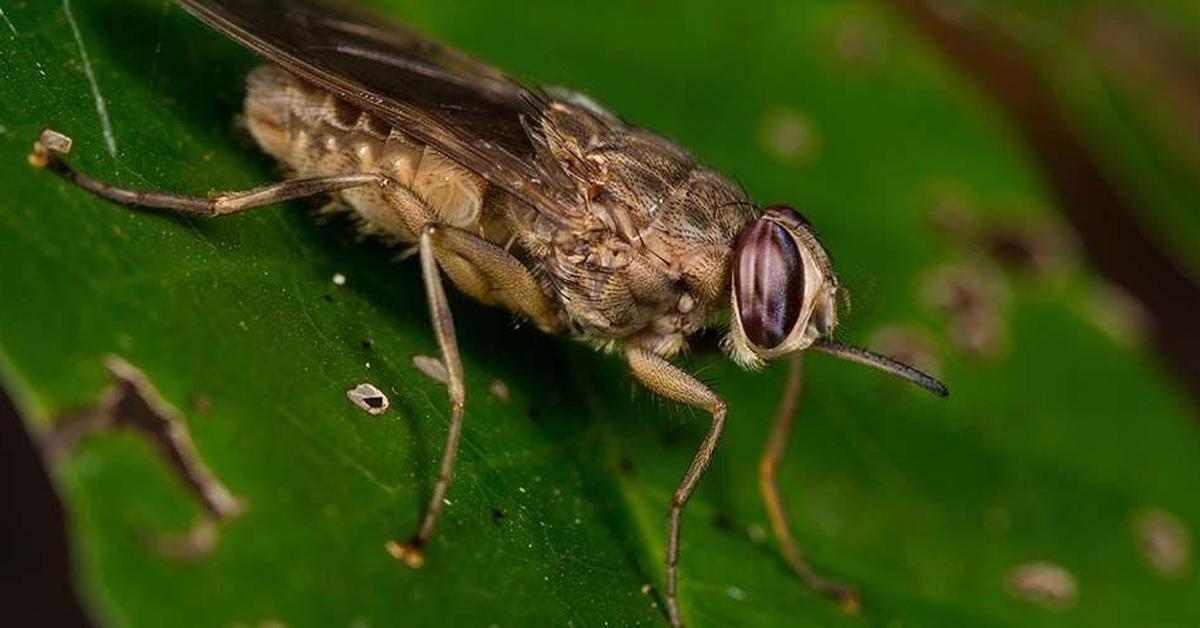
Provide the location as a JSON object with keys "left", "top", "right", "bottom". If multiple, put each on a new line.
{"left": 370, "top": 180, "right": 469, "bottom": 569}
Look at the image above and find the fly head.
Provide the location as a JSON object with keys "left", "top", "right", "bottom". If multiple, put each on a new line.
{"left": 727, "top": 205, "right": 838, "bottom": 367}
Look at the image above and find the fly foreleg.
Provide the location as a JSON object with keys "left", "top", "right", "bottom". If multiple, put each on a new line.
{"left": 625, "top": 346, "right": 728, "bottom": 628}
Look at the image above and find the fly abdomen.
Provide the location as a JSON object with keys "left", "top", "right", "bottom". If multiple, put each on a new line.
{"left": 244, "top": 65, "right": 487, "bottom": 240}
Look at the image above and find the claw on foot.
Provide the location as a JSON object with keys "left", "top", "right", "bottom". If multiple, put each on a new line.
{"left": 386, "top": 538, "right": 426, "bottom": 569}
{"left": 837, "top": 589, "right": 862, "bottom": 615}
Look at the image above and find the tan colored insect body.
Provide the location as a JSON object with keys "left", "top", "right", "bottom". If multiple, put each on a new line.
{"left": 245, "top": 65, "right": 754, "bottom": 358}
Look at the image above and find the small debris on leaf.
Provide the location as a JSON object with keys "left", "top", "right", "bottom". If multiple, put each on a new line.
{"left": 1085, "top": 281, "right": 1150, "bottom": 349}
{"left": 1006, "top": 560, "right": 1078, "bottom": 609}
{"left": 1133, "top": 507, "right": 1192, "bottom": 578}
{"left": 411, "top": 354, "right": 449, "bottom": 385}
{"left": 346, "top": 382, "right": 389, "bottom": 416}
{"left": 489, "top": 378, "right": 511, "bottom": 403}
{"left": 385, "top": 539, "right": 425, "bottom": 569}
{"left": 28, "top": 128, "right": 74, "bottom": 168}
{"left": 332, "top": 272, "right": 347, "bottom": 286}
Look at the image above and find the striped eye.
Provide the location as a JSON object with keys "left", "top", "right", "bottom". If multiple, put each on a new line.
{"left": 732, "top": 214, "right": 805, "bottom": 350}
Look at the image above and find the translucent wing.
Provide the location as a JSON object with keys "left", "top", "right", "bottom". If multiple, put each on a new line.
{"left": 176, "top": 0, "right": 579, "bottom": 218}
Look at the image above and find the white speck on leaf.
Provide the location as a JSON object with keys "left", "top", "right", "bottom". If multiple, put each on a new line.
{"left": 346, "top": 383, "right": 389, "bottom": 416}
{"left": 63, "top": 0, "right": 117, "bottom": 157}
{"left": 332, "top": 272, "right": 346, "bottom": 286}
{"left": 725, "top": 586, "right": 746, "bottom": 601}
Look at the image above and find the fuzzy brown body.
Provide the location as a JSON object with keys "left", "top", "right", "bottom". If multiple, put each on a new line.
{"left": 245, "top": 65, "right": 756, "bottom": 357}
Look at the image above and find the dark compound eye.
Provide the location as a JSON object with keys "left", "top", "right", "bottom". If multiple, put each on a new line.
{"left": 733, "top": 216, "right": 805, "bottom": 349}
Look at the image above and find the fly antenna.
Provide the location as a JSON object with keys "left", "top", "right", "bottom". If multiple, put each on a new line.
{"left": 811, "top": 339, "right": 949, "bottom": 397}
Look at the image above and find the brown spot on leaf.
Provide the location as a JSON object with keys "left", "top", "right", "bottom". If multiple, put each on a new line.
{"left": 983, "top": 218, "right": 1078, "bottom": 278}
{"left": 922, "top": 264, "right": 1009, "bottom": 358}
{"left": 189, "top": 394, "right": 212, "bottom": 415}
{"left": 829, "top": 10, "right": 893, "bottom": 69}
{"left": 925, "top": 180, "right": 981, "bottom": 242}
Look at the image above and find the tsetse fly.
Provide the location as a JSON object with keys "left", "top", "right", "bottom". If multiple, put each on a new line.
{"left": 30, "top": 0, "right": 948, "bottom": 625}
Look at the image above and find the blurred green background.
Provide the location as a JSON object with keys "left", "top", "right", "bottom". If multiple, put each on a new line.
{"left": 1, "top": 0, "right": 1198, "bottom": 626}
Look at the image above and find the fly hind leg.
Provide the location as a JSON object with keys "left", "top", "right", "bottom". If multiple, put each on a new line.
{"left": 30, "top": 129, "right": 383, "bottom": 215}
{"left": 760, "top": 353, "right": 860, "bottom": 612}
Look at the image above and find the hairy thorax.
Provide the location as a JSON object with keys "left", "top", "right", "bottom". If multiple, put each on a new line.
{"left": 244, "top": 65, "right": 756, "bottom": 357}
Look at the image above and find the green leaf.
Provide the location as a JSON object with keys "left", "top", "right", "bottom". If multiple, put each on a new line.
{"left": 2, "top": 1, "right": 1198, "bottom": 627}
